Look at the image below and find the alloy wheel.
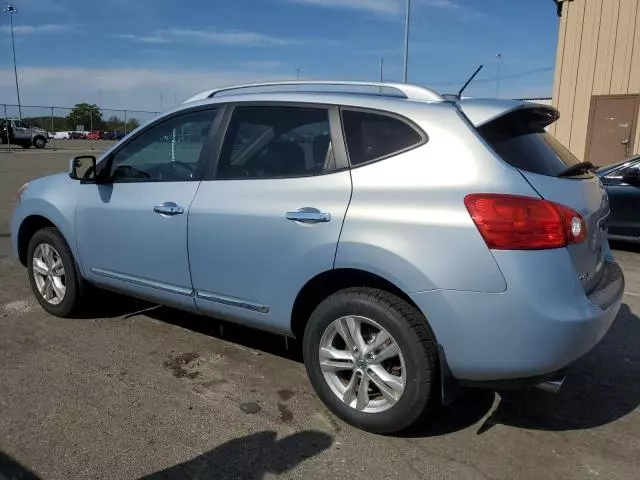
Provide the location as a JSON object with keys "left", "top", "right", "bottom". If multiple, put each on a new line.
{"left": 318, "top": 315, "right": 406, "bottom": 413}
{"left": 32, "top": 243, "right": 66, "bottom": 305}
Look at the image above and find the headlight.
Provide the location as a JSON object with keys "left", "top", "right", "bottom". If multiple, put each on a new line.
{"left": 15, "top": 182, "right": 29, "bottom": 204}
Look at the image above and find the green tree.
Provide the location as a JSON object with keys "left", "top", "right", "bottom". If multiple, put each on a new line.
{"left": 67, "top": 103, "right": 103, "bottom": 131}
{"left": 127, "top": 118, "right": 140, "bottom": 130}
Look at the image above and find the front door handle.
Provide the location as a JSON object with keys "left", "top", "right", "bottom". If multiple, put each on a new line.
{"left": 286, "top": 208, "right": 331, "bottom": 224}
{"left": 154, "top": 202, "right": 184, "bottom": 216}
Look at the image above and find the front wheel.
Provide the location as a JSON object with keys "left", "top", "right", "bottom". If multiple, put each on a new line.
{"left": 27, "top": 227, "right": 85, "bottom": 317}
{"left": 303, "top": 287, "right": 438, "bottom": 434}
{"left": 33, "top": 136, "right": 46, "bottom": 149}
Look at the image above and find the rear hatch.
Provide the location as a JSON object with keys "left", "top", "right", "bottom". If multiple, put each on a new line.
{"left": 460, "top": 100, "right": 610, "bottom": 293}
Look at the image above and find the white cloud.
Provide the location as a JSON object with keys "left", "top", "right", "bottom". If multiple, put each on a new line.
{"left": 110, "top": 34, "right": 172, "bottom": 44}
{"left": 288, "top": 0, "right": 401, "bottom": 14}
{"left": 0, "top": 66, "right": 291, "bottom": 111}
{"left": 0, "top": 24, "right": 73, "bottom": 35}
{"left": 112, "top": 28, "right": 304, "bottom": 47}
{"left": 288, "top": 0, "right": 486, "bottom": 20}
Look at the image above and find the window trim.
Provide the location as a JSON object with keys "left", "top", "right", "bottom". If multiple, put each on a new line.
{"left": 204, "top": 101, "right": 350, "bottom": 181}
{"left": 339, "top": 106, "right": 428, "bottom": 168}
{"left": 96, "top": 105, "right": 225, "bottom": 184}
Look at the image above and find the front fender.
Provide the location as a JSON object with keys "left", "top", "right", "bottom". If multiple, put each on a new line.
{"left": 10, "top": 174, "right": 81, "bottom": 273}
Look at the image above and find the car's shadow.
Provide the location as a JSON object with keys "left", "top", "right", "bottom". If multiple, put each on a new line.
{"left": 0, "top": 430, "right": 333, "bottom": 480}
{"left": 93, "top": 293, "right": 640, "bottom": 437}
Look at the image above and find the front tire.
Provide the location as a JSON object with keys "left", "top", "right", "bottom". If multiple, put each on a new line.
{"left": 303, "top": 287, "right": 438, "bottom": 434}
{"left": 33, "top": 136, "right": 46, "bottom": 149}
{"left": 27, "top": 227, "right": 84, "bottom": 317}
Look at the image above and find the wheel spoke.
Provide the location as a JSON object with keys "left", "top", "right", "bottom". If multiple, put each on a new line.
{"left": 365, "top": 329, "right": 391, "bottom": 355}
{"left": 43, "top": 278, "right": 54, "bottom": 300}
{"left": 355, "top": 374, "right": 370, "bottom": 411}
{"left": 335, "top": 317, "right": 357, "bottom": 351}
{"left": 373, "top": 341, "right": 400, "bottom": 364}
{"left": 342, "top": 372, "right": 358, "bottom": 406}
{"left": 368, "top": 366, "right": 403, "bottom": 405}
{"left": 319, "top": 346, "right": 354, "bottom": 372}
{"left": 43, "top": 244, "right": 55, "bottom": 268}
{"left": 346, "top": 316, "right": 366, "bottom": 351}
{"left": 51, "top": 259, "right": 65, "bottom": 277}
{"left": 51, "top": 279, "right": 65, "bottom": 300}
{"left": 33, "top": 258, "right": 49, "bottom": 276}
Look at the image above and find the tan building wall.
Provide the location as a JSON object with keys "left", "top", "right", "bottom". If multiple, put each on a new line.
{"left": 551, "top": 0, "right": 640, "bottom": 161}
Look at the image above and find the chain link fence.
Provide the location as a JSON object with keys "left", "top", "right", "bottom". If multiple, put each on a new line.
{"left": 1, "top": 103, "right": 160, "bottom": 151}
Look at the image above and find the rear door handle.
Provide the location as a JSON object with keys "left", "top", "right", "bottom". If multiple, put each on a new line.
{"left": 286, "top": 208, "right": 331, "bottom": 224}
{"left": 154, "top": 202, "right": 184, "bottom": 216}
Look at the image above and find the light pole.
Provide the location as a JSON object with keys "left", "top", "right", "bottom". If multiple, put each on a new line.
{"left": 402, "top": 0, "right": 411, "bottom": 83}
{"left": 3, "top": 4, "right": 22, "bottom": 118}
{"left": 495, "top": 53, "right": 504, "bottom": 98}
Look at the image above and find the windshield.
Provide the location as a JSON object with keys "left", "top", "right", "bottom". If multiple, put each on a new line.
{"left": 595, "top": 155, "right": 640, "bottom": 174}
{"left": 477, "top": 108, "right": 584, "bottom": 177}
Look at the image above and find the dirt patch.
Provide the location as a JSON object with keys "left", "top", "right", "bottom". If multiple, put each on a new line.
{"left": 277, "top": 389, "right": 295, "bottom": 402}
{"left": 278, "top": 403, "right": 294, "bottom": 423}
{"left": 163, "top": 352, "right": 200, "bottom": 379}
{"left": 239, "top": 402, "right": 261, "bottom": 414}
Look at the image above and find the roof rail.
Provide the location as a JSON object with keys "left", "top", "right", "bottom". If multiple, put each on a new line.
{"left": 183, "top": 81, "right": 443, "bottom": 104}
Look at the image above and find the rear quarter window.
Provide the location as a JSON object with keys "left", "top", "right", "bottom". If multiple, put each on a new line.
{"left": 477, "top": 108, "right": 582, "bottom": 177}
{"left": 341, "top": 109, "right": 423, "bottom": 166}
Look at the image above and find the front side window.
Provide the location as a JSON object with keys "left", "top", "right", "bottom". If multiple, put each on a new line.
{"left": 108, "top": 108, "right": 218, "bottom": 182}
{"left": 216, "top": 106, "right": 334, "bottom": 179}
{"left": 14, "top": 120, "right": 28, "bottom": 129}
{"left": 341, "top": 110, "right": 423, "bottom": 166}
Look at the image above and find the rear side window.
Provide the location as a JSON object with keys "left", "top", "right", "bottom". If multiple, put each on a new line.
{"left": 477, "top": 108, "right": 582, "bottom": 177}
{"left": 342, "top": 110, "right": 423, "bottom": 166}
{"left": 217, "top": 106, "right": 334, "bottom": 179}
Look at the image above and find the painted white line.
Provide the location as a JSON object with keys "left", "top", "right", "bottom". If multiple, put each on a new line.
{"left": 623, "top": 291, "right": 640, "bottom": 297}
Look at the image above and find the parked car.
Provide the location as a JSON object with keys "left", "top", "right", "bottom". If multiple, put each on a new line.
{"left": 597, "top": 155, "right": 640, "bottom": 242}
{"left": 53, "top": 132, "right": 71, "bottom": 140}
{"left": 102, "top": 131, "right": 126, "bottom": 141}
{"left": 0, "top": 118, "right": 48, "bottom": 148}
{"left": 68, "top": 132, "right": 87, "bottom": 140}
{"left": 87, "top": 131, "right": 103, "bottom": 140}
{"left": 10, "top": 81, "right": 624, "bottom": 434}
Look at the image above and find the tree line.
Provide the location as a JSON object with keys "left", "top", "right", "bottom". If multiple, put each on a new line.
{"left": 22, "top": 103, "right": 142, "bottom": 132}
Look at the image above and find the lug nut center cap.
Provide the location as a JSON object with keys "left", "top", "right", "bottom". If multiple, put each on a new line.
{"left": 357, "top": 359, "right": 367, "bottom": 369}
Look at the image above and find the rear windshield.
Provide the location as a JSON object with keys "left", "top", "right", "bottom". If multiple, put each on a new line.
{"left": 477, "top": 108, "right": 582, "bottom": 177}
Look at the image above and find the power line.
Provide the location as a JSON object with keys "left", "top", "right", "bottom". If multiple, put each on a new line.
{"left": 422, "top": 66, "right": 553, "bottom": 87}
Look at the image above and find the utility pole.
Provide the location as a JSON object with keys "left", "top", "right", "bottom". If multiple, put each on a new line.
{"left": 3, "top": 4, "right": 22, "bottom": 118}
{"left": 379, "top": 57, "right": 384, "bottom": 94}
{"left": 160, "top": 92, "right": 164, "bottom": 111}
{"left": 495, "top": 53, "right": 504, "bottom": 98}
{"left": 402, "top": 0, "right": 411, "bottom": 83}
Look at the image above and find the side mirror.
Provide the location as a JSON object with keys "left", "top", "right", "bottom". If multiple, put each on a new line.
{"left": 69, "top": 155, "right": 97, "bottom": 182}
{"left": 623, "top": 167, "right": 640, "bottom": 184}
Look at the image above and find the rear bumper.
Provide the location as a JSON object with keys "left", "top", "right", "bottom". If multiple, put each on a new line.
{"left": 411, "top": 248, "right": 624, "bottom": 382}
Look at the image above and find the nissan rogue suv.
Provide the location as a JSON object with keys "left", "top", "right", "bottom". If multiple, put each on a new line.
{"left": 11, "top": 81, "right": 624, "bottom": 434}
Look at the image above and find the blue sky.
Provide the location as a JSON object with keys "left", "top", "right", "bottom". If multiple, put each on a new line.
{"left": 0, "top": 0, "right": 560, "bottom": 113}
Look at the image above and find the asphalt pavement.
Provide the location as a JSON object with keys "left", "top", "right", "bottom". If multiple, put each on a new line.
{"left": 1, "top": 147, "right": 639, "bottom": 480}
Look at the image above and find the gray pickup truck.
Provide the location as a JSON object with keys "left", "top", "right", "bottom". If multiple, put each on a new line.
{"left": 0, "top": 118, "right": 49, "bottom": 149}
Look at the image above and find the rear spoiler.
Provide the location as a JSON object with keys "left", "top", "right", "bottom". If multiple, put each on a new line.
{"left": 456, "top": 98, "right": 558, "bottom": 128}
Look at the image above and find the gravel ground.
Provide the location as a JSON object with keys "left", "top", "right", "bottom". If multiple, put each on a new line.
{"left": 0, "top": 148, "right": 639, "bottom": 480}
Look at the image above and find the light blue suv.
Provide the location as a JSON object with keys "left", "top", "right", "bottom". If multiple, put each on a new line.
{"left": 11, "top": 81, "right": 624, "bottom": 434}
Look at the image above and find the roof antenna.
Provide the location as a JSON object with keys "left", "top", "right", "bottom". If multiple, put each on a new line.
{"left": 456, "top": 65, "right": 483, "bottom": 99}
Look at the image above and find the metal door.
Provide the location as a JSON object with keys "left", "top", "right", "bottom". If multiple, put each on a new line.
{"left": 586, "top": 95, "right": 639, "bottom": 166}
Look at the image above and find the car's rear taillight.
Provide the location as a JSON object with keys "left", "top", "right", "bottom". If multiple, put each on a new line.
{"left": 464, "top": 193, "right": 586, "bottom": 250}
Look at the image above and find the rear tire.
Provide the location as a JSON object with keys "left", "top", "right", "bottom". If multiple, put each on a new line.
{"left": 26, "top": 227, "right": 85, "bottom": 317}
{"left": 303, "top": 287, "right": 438, "bottom": 434}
